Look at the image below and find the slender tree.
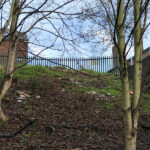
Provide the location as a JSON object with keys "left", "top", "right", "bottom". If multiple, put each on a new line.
{"left": 0, "top": 0, "right": 81, "bottom": 120}
{"left": 81, "top": 0, "right": 150, "bottom": 149}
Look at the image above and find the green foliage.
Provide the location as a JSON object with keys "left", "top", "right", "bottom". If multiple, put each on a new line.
{"left": 19, "top": 139, "right": 28, "bottom": 143}
{"left": 24, "top": 133, "right": 32, "bottom": 138}
{"left": 22, "top": 100, "right": 27, "bottom": 105}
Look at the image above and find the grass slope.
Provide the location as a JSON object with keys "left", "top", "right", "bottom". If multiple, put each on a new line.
{"left": 0, "top": 66, "right": 149, "bottom": 150}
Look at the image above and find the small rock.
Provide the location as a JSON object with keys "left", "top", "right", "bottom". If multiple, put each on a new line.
{"left": 61, "top": 88, "right": 65, "bottom": 92}
{"left": 17, "top": 96, "right": 26, "bottom": 100}
{"left": 72, "top": 81, "right": 79, "bottom": 85}
{"left": 87, "top": 91, "right": 97, "bottom": 95}
{"left": 96, "top": 110, "right": 99, "bottom": 114}
{"left": 36, "top": 95, "right": 41, "bottom": 99}
{"left": 96, "top": 98, "right": 99, "bottom": 101}
{"left": 20, "top": 94, "right": 26, "bottom": 98}
{"left": 17, "top": 100, "right": 23, "bottom": 103}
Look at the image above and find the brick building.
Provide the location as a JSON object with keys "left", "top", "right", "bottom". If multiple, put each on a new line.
{"left": 0, "top": 29, "right": 28, "bottom": 57}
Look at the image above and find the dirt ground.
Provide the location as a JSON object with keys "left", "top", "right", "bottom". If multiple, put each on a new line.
{"left": 0, "top": 68, "right": 150, "bottom": 150}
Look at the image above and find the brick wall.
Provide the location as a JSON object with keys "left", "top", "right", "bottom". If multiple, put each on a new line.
{"left": 0, "top": 41, "right": 28, "bottom": 57}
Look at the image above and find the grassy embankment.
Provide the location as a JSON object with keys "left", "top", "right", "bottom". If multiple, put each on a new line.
{"left": 0, "top": 65, "right": 149, "bottom": 114}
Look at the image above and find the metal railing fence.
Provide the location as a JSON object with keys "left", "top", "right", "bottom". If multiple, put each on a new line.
{"left": 0, "top": 54, "right": 120, "bottom": 75}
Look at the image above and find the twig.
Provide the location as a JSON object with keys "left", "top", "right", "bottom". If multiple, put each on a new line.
{"left": 0, "top": 118, "right": 36, "bottom": 138}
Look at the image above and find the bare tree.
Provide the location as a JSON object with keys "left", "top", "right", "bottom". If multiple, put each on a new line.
{"left": 0, "top": 0, "right": 83, "bottom": 120}
{"left": 0, "top": 0, "right": 15, "bottom": 42}
{"left": 80, "top": 0, "right": 150, "bottom": 149}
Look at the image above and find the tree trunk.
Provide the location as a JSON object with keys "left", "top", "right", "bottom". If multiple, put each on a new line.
{"left": 131, "top": 1, "right": 143, "bottom": 149}
{"left": 0, "top": 0, "right": 20, "bottom": 121}
{"left": 116, "top": 0, "right": 137, "bottom": 149}
{"left": 121, "top": 72, "right": 135, "bottom": 150}
{"left": 119, "top": 54, "right": 137, "bottom": 150}
{"left": 0, "top": 78, "right": 12, "bottom": 120}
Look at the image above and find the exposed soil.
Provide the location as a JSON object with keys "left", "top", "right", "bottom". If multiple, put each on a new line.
{"left": 0, "top": 68, "right": 150, "bottom": 150}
